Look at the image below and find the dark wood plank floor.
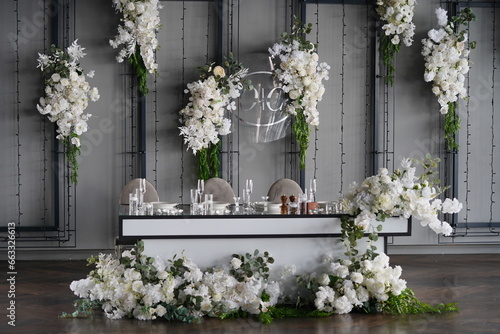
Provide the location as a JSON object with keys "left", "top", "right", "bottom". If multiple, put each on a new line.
{"left": 1, "top": 254, "right": 500, "bottom": 334}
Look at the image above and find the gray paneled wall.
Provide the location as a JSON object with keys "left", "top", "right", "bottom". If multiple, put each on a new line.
{"left": 1, "top": 0, "right": 499, "bottom": 259}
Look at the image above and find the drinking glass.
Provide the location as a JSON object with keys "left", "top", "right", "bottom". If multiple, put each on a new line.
{"left": 233, "top": 196, "right": 241, "bottom": 215}
{"left": 261, "top": 195, "right": 269, "bottom": 214}
{"left": 129, "top": 193, "right": 139, "bottom": 215}
{"left": 190, "top": 189, "right": 199, "bottom": 214}
{"left": 144, "top": 202, "right": 154, "bottom": 215}
{"left": 204, "top": 193, "right": 213, "bottom": 215}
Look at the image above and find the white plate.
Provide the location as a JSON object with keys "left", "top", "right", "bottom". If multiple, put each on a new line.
{"left": 152, "top": 202, "right": 178, "bottom": 210}
{"left": 213, "top": 202, "right": 230, "bottom": 211}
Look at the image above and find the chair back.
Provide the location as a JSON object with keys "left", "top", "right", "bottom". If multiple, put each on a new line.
{"left": 203, "top": 178, "right": 235, "bottom": 203}
{"left": 119, "top": 178, "right": 159, "bottom": 205}
{"left": 267, "top": 178, "right": 303, "bottom": 203}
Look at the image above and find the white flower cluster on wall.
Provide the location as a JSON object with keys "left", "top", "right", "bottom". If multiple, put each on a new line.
{"left": 179, "top": 56, "right": 248, "bottom": 179}
{"left": 36, "top": 40, "right": 100, "bottom": 183}
{"left": 376, "top": 0, "right": 416, "bottom": 85}
{"left": 179, "top": 65, "right": 247, "bottom": 155}
{"left": 421, "top": 7, "right": 476, "bottom": 151}
{"left": 268, "top": 41, "right": 329, "bottom": 128}
{"left": 268, "top": 18, "right": 330, "bottom": 169}
{"left": 422, "top": 8, "right": 474, "bottom": 114}
{"left": 110, "top": 0, "right": 162, "bottom": 94}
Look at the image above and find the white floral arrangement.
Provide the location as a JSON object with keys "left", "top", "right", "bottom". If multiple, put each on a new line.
{"left": 67, "top": 243, "right": 280, "bottom": 321}
{"left": 36, "top": 40, "right": 100, "bottom": 184}
{"left": 377, "top": 0, "right": 416, "bottom": 48}
{"left": 343, "top": 155, "right": 462, "bottom": 236}
{"left": 299, "top": 253, "right": 406, "bottom": 314}
{"left": 268, "top": 38, "right": 329, "bottom": 127}
{"left": 421, "top": 7, "right": 475, "bottom": 150}
{"left": 179, "top": 55, "right": 248, "bottom": 179}
{"left": 268, "top": 18, "right": 330, "bottom": 169}
{"left": 109, "top": 0, "right": 162, "bottom": 94}
{"left": 376, "top": 0, "right": 416, "bottom": 85}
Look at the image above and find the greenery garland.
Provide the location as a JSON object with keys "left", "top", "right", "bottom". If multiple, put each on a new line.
{"left": 128, "top": 47, "right": 149, "bottom": 95}
{"left": 444, "top": 101, "right": 460, "bottom": 152}
{"left": 293, "top": 108, "right": 310, "bottom": 170}
{"left": 380, "top": 34, "right": 400, "bottom": 86}
{"left": 197, "top": 140, "right": 221, "bottom": 180}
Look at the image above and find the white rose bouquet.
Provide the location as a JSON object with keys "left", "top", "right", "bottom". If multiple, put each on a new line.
{"left": 36, "top": 40, "right": 99, "bottom": 184}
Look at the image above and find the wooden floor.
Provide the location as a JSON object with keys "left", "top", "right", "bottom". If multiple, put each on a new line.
{"left": 1, "top": 254, "right": 500, "bottom": 334}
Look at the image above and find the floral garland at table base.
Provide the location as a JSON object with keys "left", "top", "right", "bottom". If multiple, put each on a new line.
{"left": 64, "top": 156, "right": 460, "bottom": 323}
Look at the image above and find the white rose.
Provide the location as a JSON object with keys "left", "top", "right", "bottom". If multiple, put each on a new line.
{"left": 213, "top": 66, "right": 225, "bottom": 77}
{"left": 230, "top": 257, "right": 242, "bottom": 269}
{"left": 289, "top": 90, "right": 300, "bottom": 100}
{"left": 318, "top": 273, "right": 330, "bottom": 286}
{"left": 126, "top": 2, "right": 135, "bottom": 11}
{"left": 51, "top": 73, "right": 61, "bottom": 82}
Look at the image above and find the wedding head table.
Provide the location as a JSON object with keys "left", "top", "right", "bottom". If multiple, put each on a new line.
{"left": 118, "top": 206, "right": 411, "bottom": 274}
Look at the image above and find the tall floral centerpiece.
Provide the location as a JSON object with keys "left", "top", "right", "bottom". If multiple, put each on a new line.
{"left": 109, "top": 0, "right": 162, "bottom": 95}
{"left": 376, "top": 0, "right": 416, "bottom": 85}
{"left": 179, "top": 54, "right": 249, "bottom": 179}
{"left": 36, "top": 40, "right": 100, "bottom": 184}
{"left": 268, "top": 18, "right": 330, "bottom": 170}
{"left": 422, "top": 7, "right": 476, "bottom": 151}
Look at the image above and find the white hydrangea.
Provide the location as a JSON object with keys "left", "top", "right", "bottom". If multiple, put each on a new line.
{"left": 309, "top": 252, "right": 407, "bottom": 314}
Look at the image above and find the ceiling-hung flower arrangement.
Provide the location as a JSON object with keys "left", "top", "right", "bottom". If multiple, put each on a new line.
{"left": 376, "top": 0, "right": 416, "bottom": 86}
{"left": 109, "top": 0, "right": 162, "bottom": 95}
{"left": 268, "top": 17, "right": 330, "bottom": 170}
{"left": 36, "top": 40, "right": 100, "bottom": 184}
{"left": 422, "top": 7, "right": 476, "bottom": 152}
{"left": 179, "top": 54, "right": 249, "bottom": 180}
